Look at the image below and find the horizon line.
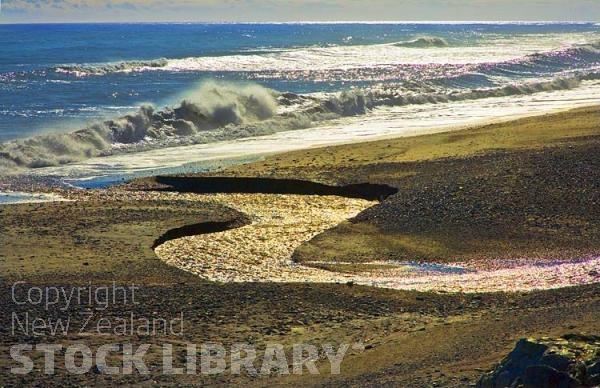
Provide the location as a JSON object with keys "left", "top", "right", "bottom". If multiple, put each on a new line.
{"left": 0, "top": 20, "right": 598, "bottom": 25}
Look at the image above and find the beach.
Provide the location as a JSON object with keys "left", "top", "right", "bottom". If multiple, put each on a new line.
{"left": 2, "top": 105, "right": 600, "bottom": 386}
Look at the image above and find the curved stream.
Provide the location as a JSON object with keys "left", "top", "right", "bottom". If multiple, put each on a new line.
{"left": 153, "top": 192, "right": 600, "bottom": 293}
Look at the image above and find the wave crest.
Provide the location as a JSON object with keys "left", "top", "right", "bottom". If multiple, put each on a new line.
{"left": 0, "top": 81, "right": 278, "bottom": 168}
{"left": 47, "top": 39, "right": 600, "bottom": 78}
{"left": 476, "top": 40, "right": 600, "bottom": 78}
{"left": 393, "top": 36, "right": 449, "bottom": 48}
{"left": 54, "top": 59, "right": 169, "bottom": 76}
{"left": 0, "top": 73, "right": 596, "bottom": 170}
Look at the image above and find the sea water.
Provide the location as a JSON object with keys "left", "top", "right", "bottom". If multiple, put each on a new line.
{"left": 1, "top": 22, "right": 599, "bottom": 183}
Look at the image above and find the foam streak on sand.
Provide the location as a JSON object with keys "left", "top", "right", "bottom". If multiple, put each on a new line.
{"left": 154, "top": 193, "right": 600, "bottom": 293}
{"left": 0, "top": 191, "right": 68, "bottom": 205}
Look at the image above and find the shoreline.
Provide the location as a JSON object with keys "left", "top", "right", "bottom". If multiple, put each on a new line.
{"left": 6, "top": 91, "right": 600, "bottom": 190}
{"left": 3, "top": 106, "right": 600, "bottom": 293}
{"left": 2, "top": 105, "right": 600, "bottom": 290}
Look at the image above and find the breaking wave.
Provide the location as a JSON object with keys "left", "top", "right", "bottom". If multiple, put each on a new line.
{"left": 0, "top": 82, "right": 279, "bottom": 169}
{"left": 1, "top": 72, "right": 597, "bottom": 170}
{"left": 307, "top": 73, "right": 591, "bottom": 118}
{"left": 48, "top": 39, "right": 600, "bottom": 81}
{"left": 54, "top": 59, "right": 169, "bottom": 76}
{"left": 393, "top": 36, "right": 449, "bottom": 48}
{"left": 475, "top": 40, "right": 600, "bottom": 77}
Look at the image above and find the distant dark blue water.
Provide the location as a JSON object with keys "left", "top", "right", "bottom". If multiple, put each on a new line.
{"left": 1, "top": 22, "right": 598, "bottom": 143}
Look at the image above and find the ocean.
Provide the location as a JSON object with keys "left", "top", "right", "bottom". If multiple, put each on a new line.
{"left": 1, "top": 22, "right": 599, "bottom": 183}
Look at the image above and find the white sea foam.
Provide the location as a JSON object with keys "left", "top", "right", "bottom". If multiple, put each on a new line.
{"left": 3, "top": 72, "right": 595, "bottom": 172}
{"left": 53, "top": 33, "right": 598, "bottom": 75}
{"left": 28, "top": 79, "right": 600, "bottom": 183}
{"left": 153, "top": 37, "right": 589, "bottom": 72}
